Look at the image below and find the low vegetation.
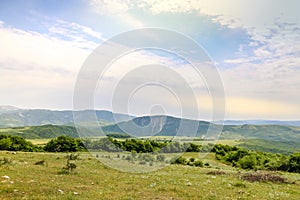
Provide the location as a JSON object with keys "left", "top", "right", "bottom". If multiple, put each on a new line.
{"left": 1, "top": 134, "right": 300, "bottom": 174}
{"left": 44, "top": 136, "right": 85, "bottom": 152}
{"left": 1, "top": 151, "right": 300, "bottom": 199}
{"left": 214, "top": 144, "right": 300, "bottom": 173}
{"left": 0, "top": 135, "right": 41, "bottom": 152}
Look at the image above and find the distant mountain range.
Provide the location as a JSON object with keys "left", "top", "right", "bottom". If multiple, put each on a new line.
{"left": 0, "top": 106, "right": 300, "bottom": 155}
{"left": 0, "top": 106, "right": 134, "bottom": 128}
{"left": 102, "top": 115, "right": 215, "bottom": 138}
{"left": 1, "top": 114, "right": 299, "bottom": 144}
{"left": 0, "top": 106, "right": 300, "bottom": 142}
{"left": 0, "top": 106, "right": 299, "bottom": 128}
{"left": 0, "top": 105, "right": 20, "bottom": 114}
{"left": 102, "top": 115, "right": 300, "bottom": 142}
{"left": 1, "top": 106, "right": 299, "bottom": 154}
{"left": 214, "top": 120, "right": 300, "bottom": 127}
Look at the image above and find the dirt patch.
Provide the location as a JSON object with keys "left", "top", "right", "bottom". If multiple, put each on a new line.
{"left": 206, "top": 170, "right": 226, "bottom": 175}
{"left": 241, "top": 172, "right": 290, "bottom": 183}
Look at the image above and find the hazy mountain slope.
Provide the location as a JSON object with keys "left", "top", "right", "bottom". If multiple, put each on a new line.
{"left": 0, "top": 105, "right": 20, "bottom": 114}
{"left": 102, "top": 116, "right": 300, "bottom": 141}
{"left": 102, "top": 115, "right": 217, "bottom": 138}
{"left": 237, "top": 139, "right": 300, "bottom": 154}
{"left": 0, "top": 109, "right": 134, "bottom": 128}
{"left": 215, "top": 120, "right": 300, "bottom": 127}
{"left": 221, "top": 124, "right": 300, "bottom": 141}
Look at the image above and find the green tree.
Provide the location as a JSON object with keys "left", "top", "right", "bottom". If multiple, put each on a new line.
{"left": 238, "top": 154, "right": 258, "bottom": 169}
{"left": 288, "top": 153, "right": 300, "bottom": 173}
{"left": 44, "top": 136, "right": 85, "bottom": 152}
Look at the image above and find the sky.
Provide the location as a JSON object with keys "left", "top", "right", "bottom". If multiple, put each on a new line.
{"left": 0, "top": 0, "right": 299, "bottom": 120}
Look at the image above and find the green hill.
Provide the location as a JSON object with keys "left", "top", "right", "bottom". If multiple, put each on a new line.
{"left": 102, "top": 116, "right": 300, "bottom": 141}
{"left": 221, "top": 124, "right": 300, "bottom": 141}
{"left": 0, "top": 124, "right": 81, "bottom": 139}
{"left": 237, "top": 139, "right": 300, "bottom": 154}
{"left": 102, "top": 115, "right": 212, "bottom": 138}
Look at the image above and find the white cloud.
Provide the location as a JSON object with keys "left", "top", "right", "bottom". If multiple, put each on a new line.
{"left": 89, "top": 0, "right": 145, "bottom": 28}
{"left": 0, "top": 26, "right": 89, "bottom": 72}
{"left": 47, "top": 19, "right": 103, "bottom": 50}
{"left": 0, "top": 21, "right": 98, "bottom": 109}
{"left": 90, "top": 0, "right": 130, "bottom": 15}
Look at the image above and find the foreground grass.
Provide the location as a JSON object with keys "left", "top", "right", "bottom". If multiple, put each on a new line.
{"left": 1, "top": 151, "right": 300, "bottom": 199}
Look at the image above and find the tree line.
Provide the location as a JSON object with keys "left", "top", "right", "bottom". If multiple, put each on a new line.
{"left": 0, "top": 134, "right": 299, "bottom": 173}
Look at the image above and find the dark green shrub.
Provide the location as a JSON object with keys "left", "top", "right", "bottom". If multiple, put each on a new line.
{"left": 238, "top": 154, "right": 258, "bottom": 169}
{"left": 194, "top": 160, "right": 203, "bottom": 167}
{"left": 0, "top": 134, "right": 40, "bottom": 152}
{"left": 44, "top": 136, "right": 85, "bottom": 152}
{"left": 170, "top": 156, "right": 187, "bottom": 165}
{"left": 60, "top": 153, "right": 79, "bottom": 174}
{"left": 287, "top": 153, "right": 300, "bottom": 173}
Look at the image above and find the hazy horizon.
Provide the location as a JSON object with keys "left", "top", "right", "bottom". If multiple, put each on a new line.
{"left": 1, "top": 104, "right": 299, "bottom": 122}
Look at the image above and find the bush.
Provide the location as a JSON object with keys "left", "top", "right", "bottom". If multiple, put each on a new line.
{"left": 287, "top": 153, "right": 300, "bottom": 173}
{"left": 0, "top": 134, "right": 40, "bottom": 152}
{"left": 170, "top": 156, "right": 187, "bottom": 165}
{"left": 193, "top": 160, "right": 203, "bottom": 167}
{"left": 44, "top": 136, "right": 85, "bottom": 152}
{"left": 238, "top": 154, "right": 258, "bottom": 169}
{"left": 60, "top": 153, "right": 79, "bottom": 174}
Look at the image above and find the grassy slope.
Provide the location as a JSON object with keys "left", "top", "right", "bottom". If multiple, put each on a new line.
{"left": 221, "top": 124, "right": 300, "bottom": 141}
{"left": 237, "top": 139, "right": 300, "bottom": 154}
{"left": 1, "top": 151, "right": 300, "bottom": 199}
{"left": 0, "top": 124, "right": 80, "bottom": 139}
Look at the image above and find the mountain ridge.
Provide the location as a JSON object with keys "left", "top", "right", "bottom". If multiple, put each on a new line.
{"left": 0, "top": 107, "right": 134, "bottom": 128}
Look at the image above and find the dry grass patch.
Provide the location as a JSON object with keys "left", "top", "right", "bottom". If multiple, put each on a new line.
{"left": 206, "top": 170, "right": 226, "bottom": 175}
{"left": 241, "top": 172, "right": 290, "bottom": 183}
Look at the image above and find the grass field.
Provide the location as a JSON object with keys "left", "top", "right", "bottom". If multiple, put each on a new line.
{"left": 27, "top": 139, "right": 51, "bottom": 145}
{"left": 1, "top": 151, "right": 300, "bottom": 199}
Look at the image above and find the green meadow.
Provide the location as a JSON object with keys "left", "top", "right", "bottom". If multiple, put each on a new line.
{"left": 1, "top": 151, "right": 300, "bottom": 200}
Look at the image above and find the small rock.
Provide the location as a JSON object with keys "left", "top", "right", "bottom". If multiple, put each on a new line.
{"left": 73, "top": 192, "right": 79, "bottom": 195}
{"left": 12, "top": 152, "right": 16, "bottom": 155}
{"left": 149, "top": 183, "right": 156, "bottom": 188}
{"left": 186, "top": 182, "right": 192, "bottom": 186}
{"left": 2, "top": 175, "right": 10, "bottom": 179}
